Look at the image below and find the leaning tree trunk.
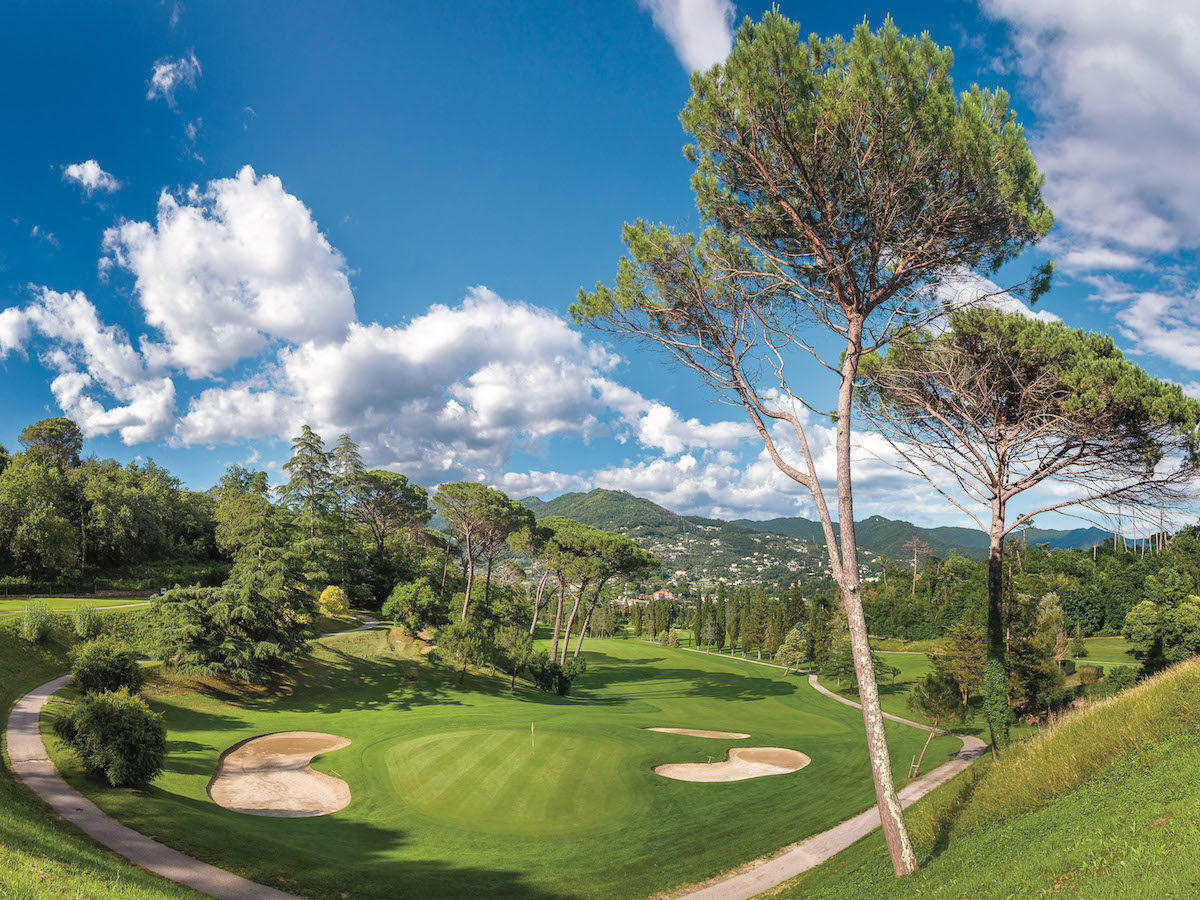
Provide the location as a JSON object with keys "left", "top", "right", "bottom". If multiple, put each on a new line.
{"left": 530, "top": 569, "right": 552, "bottom": 635}
{"left": 835, "top": 321, "right": 919, "bottom": 877}
{"left": 574, "top": 604, "right": 596, "bottom": 657}
{"left": 550, "top": 578, "right": 566, "bottom": 660}
{"left": 460, "top": 533, "right": 474, "bottom": 621}
{"left": 559, "top": 586, "right": 585, "bottom": 665}
{"left": 984, "top": 507, "right": 1009, "bottom": 757}
{"left": 913, "top": 716, "right": 939, "bottom": 776}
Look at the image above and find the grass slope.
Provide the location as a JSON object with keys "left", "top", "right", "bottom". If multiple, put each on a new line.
{"left": 775, "top": 657, "right": 1200, "bottom": 898}
{"left": 0, "top": 614, "right": 193, "bottom": 899}
{"left": 45, "top": 630, "right": 959, "bottom": 899}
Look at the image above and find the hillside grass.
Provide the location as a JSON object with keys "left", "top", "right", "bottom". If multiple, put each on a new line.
{"left": 775, "top": 657, "right": 1200, "bottom": 897}
{"left": 0, "top": 613, "right": 194, "bottom": 899}
{"left": 43, "top": 629, "right": 959, "bottom": 899}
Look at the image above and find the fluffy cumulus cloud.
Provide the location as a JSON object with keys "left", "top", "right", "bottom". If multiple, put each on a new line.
{"left": 982, "top": 0, "right": 1200, "bottom": 257}
{"left": 0, "top": 289, "right": 174, "bottom": 443}
{"left": 101, "top": 166, "right": 356, "bottom": 377}
{"left": 146, "top": 52, "right": 201, "bottom": 105}
{"left": 62, "top": 160, "right": 121, "bottom": 196}
{"left": 638, "top": 0, "right": 734, "bottom": 71}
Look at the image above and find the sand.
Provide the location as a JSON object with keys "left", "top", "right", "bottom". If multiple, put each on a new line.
{"left": 208, "top": 732, "right": 351, "bottom": 817}
{"left": 646, "top": 727, "right": 750, "bottom": 739}
{"left": 654, "top": 747, "right": 811, "bottom": 782}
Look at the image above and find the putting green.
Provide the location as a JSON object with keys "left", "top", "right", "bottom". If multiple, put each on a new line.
{"left": 44, "top": 630, "right": 962, "bottom": 899}
{"left": 388, "top": 728, "right": 637, "bottom": 830}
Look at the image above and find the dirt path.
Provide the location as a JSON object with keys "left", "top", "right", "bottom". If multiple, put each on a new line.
{"left": 668, "top": 666, "right": 986, "bottom": 899}
{"left": 6, "top": 675, "right": 298, "bottom": 900}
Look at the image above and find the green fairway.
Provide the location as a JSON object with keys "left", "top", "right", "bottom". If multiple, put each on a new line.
{"left": 1076, "top": 635, "right": 1139, "bottom": 666}
{"left": 44, "top": 628, "right": 961, "bottom": 899}
{"left": 0, "top": 596, "right": 149, "bottom": 614}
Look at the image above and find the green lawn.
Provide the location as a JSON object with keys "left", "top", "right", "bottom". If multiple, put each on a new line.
{"left": 0, "top": 596, "right": 149, "bottom": 614}
{"left": 1076, "top": 634, "right": 1139, "bottom": 666}
{"left": 45, "top": 629, "right": 960, "bottom": 899}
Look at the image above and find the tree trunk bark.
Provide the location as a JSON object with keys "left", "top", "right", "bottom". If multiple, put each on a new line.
{"left": 835, "top": 317, "right": 918, "bottom": 877}
{"left": 984, "top": 508, "right": 1009, "bottom": 757}
{"left": 530, "top": 569, "right": 552, "bottom": 635}
{"left": 560, "top": 586, "right": 584, "bottom": 665}
{"left": 550, "top": 578, "right": 566, "bottom": 661}
{"left": 913, "top": 716, "right": 938, "bottom": 775}
{"left": 460, "top": 533, "right": 474, "bottom": 621}
{"left": 574, "top": 604, "right": 595, "bottom": 657}
{"left": 483, "top": 555, "right": 494, "bottom": 611}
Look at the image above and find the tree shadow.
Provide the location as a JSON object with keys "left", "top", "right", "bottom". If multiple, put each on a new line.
{"left": 923, "top": 763, "right": 985, "bottom": 863}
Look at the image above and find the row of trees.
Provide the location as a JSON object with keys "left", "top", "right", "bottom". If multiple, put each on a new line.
{"left": 0, "top": 417, "right": 219, "bottom": 582}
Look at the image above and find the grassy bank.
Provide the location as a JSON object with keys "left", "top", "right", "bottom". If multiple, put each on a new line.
{"left": 776, "top": 656, "right": 1200, "bottom": 897}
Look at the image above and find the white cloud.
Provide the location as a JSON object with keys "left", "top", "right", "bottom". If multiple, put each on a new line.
{"left": 1057, "top": 245, "right": 1142, "bottom": 274}
{"left": 638, "top": 0, "right": 734, "bottom": 71}
{"left": 29, "top": 225, "right": 58, "bottom": 248}
{"left": 936, "top": 270, "right": 1061, "bottom": 323}
{"left": 982, "top": 0, "right": 1200, "bottom": 255}
{"left": 0, "top": 289, "right": 175, "bottom": 443}
{"left": 1182, "top": 382, "right": 1200, "bottom": 399}
{"left": 1114, "top": 289, "right": 1200, "bottom": 371}
{"left": 62, "top": 160, "right": 121, "bottom": 196}
{"left": 102, "top": 166, "right": 356, "bottom": 377}
{"left": 146, "top": 52, "right": 200, "bottom": 105}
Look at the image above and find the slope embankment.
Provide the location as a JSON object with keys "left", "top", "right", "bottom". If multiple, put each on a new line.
{"left": 776, "top": 656, "right": 1200, "bottom": 898}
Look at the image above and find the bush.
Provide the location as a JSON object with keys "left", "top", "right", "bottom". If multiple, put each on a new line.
{"left": 319, "top": 585, "right": 350, "bottom": 617}
{"left": 1062, "top": 659, "right": 1076, "bottom": 676}
{"left": 72, "top": 605, "right": 103, "bottom": 640}
{"left": 21, "top": 601, "right": 52, "bottom": 644}
{"left": 383, "top": 578, "right": 443, "bottom": 634}
{"left": 666, "top": 628, "right": 680, "bottom": 649}
{"left": 1078, "top": 665, "right": 1101, "bottom": 685}
{"left": 72, "top": 641, "right": 144, "bottom": 695}
{"left": 525, "top": 651, "right": 587, "bottom": 696}
{"left": 1108, "top": 666, "right": 1137, "bottom": 693}
{"left": 656, "top": 630, "right": 668, "bottom": 644}
{"left": 53, "top": 689, "right": 165, "bottom": 787}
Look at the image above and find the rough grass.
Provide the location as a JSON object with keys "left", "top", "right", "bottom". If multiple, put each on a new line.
{"left": 0, "top": 613, "right": 194, "bottom": 899}
{"left": 44, "top": 629, "right": 960, "bottom": 899}
{"left": 775, "top": 657, "right": 1200, "bottom": 897}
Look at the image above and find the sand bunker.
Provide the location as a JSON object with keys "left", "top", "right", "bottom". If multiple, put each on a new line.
{"left": 208, "top": 732, "right": 351, "bottom": 817}
{"left": 646, "top": 727, "right": 750, "bottom": 739}
{"left": 654, "top": 747, "right": 810, "bottom": 782}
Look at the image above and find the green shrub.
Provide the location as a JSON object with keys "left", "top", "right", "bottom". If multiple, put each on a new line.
{"left": 656, "top": 630, "right": 668, "bottom": 644}
{"left": 53, "top": 689, "right": 165, "bottom": 787}
{"left": 72, "top": 605, "right": 103, "bottom": 640}
{"left": 71, "top": 641, "right": 144, "bottom": 695}
{"left": 1108, "top": 666, "right": 1137, "bottom": 693}
{"left": 666, "top": 628, "right": 680, "bottom": 648}
{"left": 21, "top": 602, "right": 52, "bottom": 644}
{"left": 525, "top": 651, "right": 587, "bottom": 696}
{"left": 1062, "top": 658, "right": 1076, "bottom": 676}
{"left": 319, "top": 585, "right": 350, "bottom": 617}
{"left": 1079, "top": 665, "right": 1101, "bottom": 685}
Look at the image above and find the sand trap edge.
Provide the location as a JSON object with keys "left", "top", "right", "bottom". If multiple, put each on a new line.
{"left": 653, "top": 747, "right": 811, "bottom": 783}
{"left": 645, "top": 727, "right": 751, "bottom": 739}
{"left": 207, "top": 731, "right": 352, "bottom": 818}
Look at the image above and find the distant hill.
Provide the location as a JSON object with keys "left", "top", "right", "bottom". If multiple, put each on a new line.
{"left": 516, "top": 489, "right": 1112, "bottom": 578}
{"left": 735, "top": 514, "right": 1112, "bottom": 561}
{"left": 520, "top": 489, "right": 848, "bottom": 588}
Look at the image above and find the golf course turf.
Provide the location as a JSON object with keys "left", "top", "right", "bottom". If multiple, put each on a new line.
{"left": 42, "top": 627, "right": 961, "bottom": 899}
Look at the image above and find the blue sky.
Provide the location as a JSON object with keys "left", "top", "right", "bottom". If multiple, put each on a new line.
{"left": 2, "top": 0, "right": 1198, "bottom": 530}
